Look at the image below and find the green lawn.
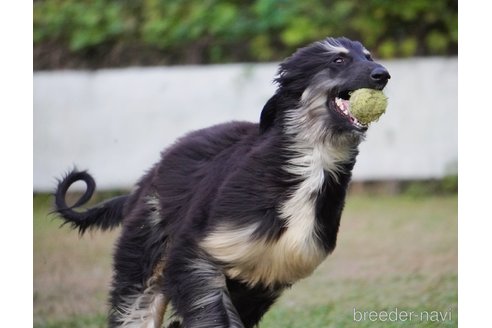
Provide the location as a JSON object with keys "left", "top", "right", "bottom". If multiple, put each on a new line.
{"left": 34, "top": 193, "right": 457, "bottom": 328}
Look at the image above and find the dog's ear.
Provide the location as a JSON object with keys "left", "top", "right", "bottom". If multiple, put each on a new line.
{"left": 259, "top": 94, "right": 279, "bottom": 133}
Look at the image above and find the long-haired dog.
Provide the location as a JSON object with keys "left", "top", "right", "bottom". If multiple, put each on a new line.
{"left": 55, "top": 37, "right": 390, "bottom": 328}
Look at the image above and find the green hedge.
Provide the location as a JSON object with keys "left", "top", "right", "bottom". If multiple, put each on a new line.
{"left": 34, "top": 0, "right": 457, "bottom": 69}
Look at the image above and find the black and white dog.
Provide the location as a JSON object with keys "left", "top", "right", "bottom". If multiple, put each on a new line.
{"left": 55, "top": 37, "right": 390, "bottom": 328}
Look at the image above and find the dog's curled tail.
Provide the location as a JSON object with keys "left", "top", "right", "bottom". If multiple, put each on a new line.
{"left": 54, "top": 169, "right": 128, "bottom": 234}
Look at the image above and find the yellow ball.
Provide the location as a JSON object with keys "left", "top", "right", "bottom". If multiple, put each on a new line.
{"left": 349, "top": 88, "right": 388, "bottom": 124}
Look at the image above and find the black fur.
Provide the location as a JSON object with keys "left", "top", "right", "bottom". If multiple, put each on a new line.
{"left": 54, "top": 37, "right": 389, "bottom": 327}
{"left": 54, "top": 170, "right": 128, "bottom": 234}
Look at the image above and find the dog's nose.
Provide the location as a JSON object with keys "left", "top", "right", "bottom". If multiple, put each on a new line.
{"left": 370, "top": 67, "right": 391, "bottom": 84}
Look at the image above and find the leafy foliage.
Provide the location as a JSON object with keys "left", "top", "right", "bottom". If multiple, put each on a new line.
{"left": 34, "top": 0, "right": 457, "bottom": 69}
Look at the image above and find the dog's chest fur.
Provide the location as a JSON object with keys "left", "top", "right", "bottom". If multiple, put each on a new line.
{"left": 201, "top": 140, "right": 353, "bottom": 287}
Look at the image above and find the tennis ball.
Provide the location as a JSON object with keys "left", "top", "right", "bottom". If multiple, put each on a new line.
{"left": 349, "top": 88, "right": 388, "bottom": 124}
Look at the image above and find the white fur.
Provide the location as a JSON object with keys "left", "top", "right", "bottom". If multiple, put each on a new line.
{"left": 146, "top": 195, "right": 162, "bottom": 227}
{"left": 201, "top": 149, "right": 352, "bottom": 288}
{"left": 201, "top": 84, "right": 357, "bottom": 287}
{"left": 200, "top": 138, "right": 346, "bottom": 286}
{"left": 187, "top": 260, "right": 244, "bottom": 328}
{"left": 117, "top": 286, "right": 167, "bottom": 328}
{"left": 201, "top": 219, "right": 326, "bottom": 287}
{"left": 115, "top": 258, "right": 167, "bottom": 328}
{"left": 285, "top": 87, "right": 355, "bottom": 180}
{"left": 187, "top": 260, "right": 228, "bottom": 310}
{"left": 320, "top": 38, "right": 349, "bottom": 54}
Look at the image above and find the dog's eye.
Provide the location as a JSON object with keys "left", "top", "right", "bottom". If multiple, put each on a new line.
{"left": 365, "top": 54, "right": 373, "bottom": 61}
{"left": 333, "top": 57, "right": 345, "bottom": 64}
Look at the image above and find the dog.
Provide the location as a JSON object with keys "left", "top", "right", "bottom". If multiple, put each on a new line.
{"left": 54, "top": 36, "right": 390, "bottom": 328}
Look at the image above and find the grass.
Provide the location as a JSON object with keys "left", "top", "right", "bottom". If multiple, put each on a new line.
{"left": 33, "top": 192, "right": 457, "bottom": 328}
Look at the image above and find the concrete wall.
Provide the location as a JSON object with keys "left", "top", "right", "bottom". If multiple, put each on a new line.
{"left": 34, "top": 57, "right": 457, "bottom": 191}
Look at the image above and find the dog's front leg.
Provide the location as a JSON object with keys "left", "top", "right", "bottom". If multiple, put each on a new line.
{"left": 164, "top": 250, "right": 244, "bottom": 328}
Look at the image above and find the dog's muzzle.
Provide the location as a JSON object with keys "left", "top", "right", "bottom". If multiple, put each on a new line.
{"left": 330, "top": 64, "right": 390, "bottom": 129}
{"left": 370, "top": 66, "right": 391, "bottom": 90}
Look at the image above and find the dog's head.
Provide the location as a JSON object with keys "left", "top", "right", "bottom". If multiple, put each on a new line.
{"left": 260, "top": 37, "right": 390, "bottom": 142}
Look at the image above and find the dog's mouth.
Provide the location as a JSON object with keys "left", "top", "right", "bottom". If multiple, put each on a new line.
{"left": 329, "top": 90, "right": 366, "bottom": 130}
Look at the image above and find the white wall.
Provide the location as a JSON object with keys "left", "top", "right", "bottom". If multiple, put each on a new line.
{"left": 33, "top": 57, "right": 457, "bottom": 191}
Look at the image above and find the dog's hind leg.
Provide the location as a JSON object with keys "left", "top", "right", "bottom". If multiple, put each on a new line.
{"left": 107, "top": 195, "right": 170, "bottom": 327}
{"left": 110, "top": 286, "right": 167, "bottom": 328}
{"left": 109, "top": 261, "right": 168, "bottom": 328}
{"left": 164, "top": 248, "right": 245, "bottom": 328}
